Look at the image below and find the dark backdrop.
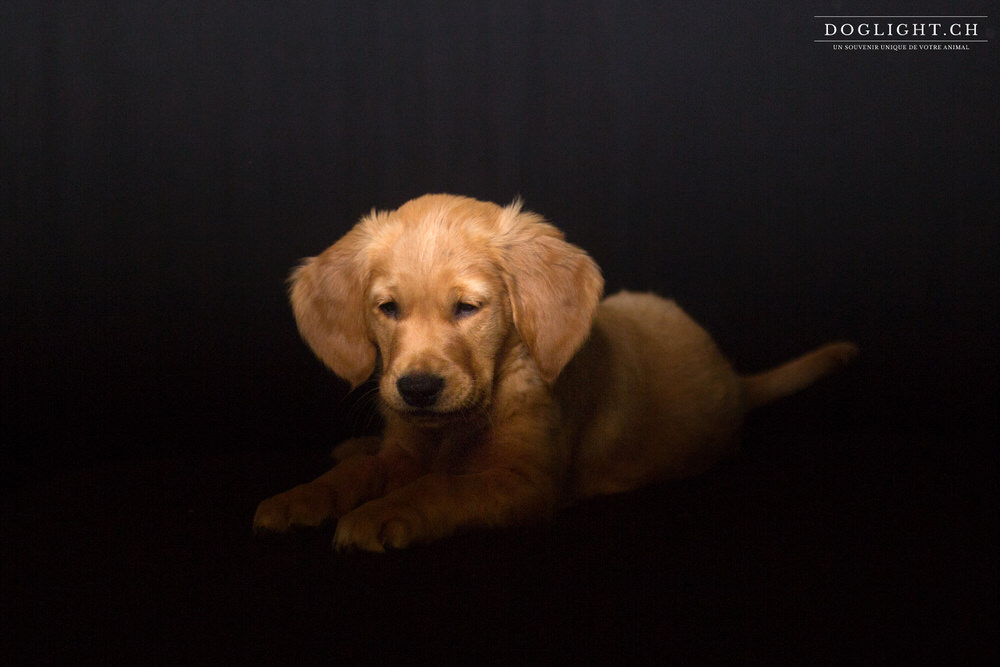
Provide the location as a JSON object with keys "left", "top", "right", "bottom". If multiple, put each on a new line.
{"left": 3, "top": 2, "right": 999, "bottom": 663}
{"left": 3, "top": 1, "right": 997, "bottom": 477}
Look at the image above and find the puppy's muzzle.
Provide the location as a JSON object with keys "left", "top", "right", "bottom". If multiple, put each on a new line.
{"left": 396, "top": 372, "right": 445, "bottom": 408}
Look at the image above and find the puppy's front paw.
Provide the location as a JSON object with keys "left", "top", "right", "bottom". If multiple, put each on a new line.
{"left": 333, "top": 502, "right": 423, "bottom": 553}
{"left": 253, "top": 483, "right": 336, "bottom": 534}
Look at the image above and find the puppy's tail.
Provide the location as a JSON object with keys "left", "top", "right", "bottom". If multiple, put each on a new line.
{"left": 741, "top": 342, "right": 858, "bottom": 411}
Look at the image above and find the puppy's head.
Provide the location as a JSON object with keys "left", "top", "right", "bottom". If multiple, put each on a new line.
{"left": 290, "top": 194, "right": 603, "bottom": 419}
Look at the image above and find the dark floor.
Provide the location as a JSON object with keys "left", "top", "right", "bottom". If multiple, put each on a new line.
{"left": 3, "top": 424, "right": 997, "bottom": 665}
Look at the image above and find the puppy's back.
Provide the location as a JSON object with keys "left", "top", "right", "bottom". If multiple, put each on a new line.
{"left": 557, "top": 292, "right": 745, "bottom": 498}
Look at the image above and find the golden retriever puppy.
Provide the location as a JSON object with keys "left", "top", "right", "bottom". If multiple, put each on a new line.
{"left": 254, "top": 194, "right": 857, "bottom": 551}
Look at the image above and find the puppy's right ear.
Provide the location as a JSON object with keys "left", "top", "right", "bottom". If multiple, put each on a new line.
{"left": 289, "top": 228, "right": 375, "bottom": 389}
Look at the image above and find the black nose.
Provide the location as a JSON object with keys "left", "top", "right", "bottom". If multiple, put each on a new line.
{"left": 396, "top": 373, "right": 445, "bottom": 408}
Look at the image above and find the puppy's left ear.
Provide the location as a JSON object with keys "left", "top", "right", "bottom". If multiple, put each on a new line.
{"left": 496, "top": 201, "right": 604, "bottom": 383}
{"left": 288, "top": 225, "right": 377, "bottom": 389}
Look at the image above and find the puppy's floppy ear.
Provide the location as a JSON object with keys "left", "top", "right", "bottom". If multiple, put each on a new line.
{"left": 496, "top": 200, "right": 604, "bottom": 383}
{"left": 288, "top": 225, "right": 376, "bottom": 389}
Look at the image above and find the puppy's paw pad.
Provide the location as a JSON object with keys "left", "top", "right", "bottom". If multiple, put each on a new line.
{"left": 253, "top": 486, "right": 336, "bottom": 534}
{"left": 332, "top": 515, "right": 385, "bottom": 553}
{"left": 378, "top": 518, "right": 414, "bottom": 550}
{"left": 253, "top": 498, "right": 293, "bottom": 534}
{"left": 333, "top": 507, "right": 420, "bottom": 553}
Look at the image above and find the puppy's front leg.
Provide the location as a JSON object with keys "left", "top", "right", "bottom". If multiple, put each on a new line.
{"left": 253, "top": 445, "right": 422, "bottom": 533}
{"left": 333, "top": 468, "right": 555, "bottom": 552}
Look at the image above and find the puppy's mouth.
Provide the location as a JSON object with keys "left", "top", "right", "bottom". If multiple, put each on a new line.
{"left": 392, "top": 405, "right": 477, "bottom": 424}
{"left": 385, "top": 393, "right": 486, "bottom": 425}
{"left": 384, "top": 372, "right": 484, "bottom": 422}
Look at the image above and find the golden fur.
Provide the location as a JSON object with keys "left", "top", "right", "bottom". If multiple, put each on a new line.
{"left": 254, "top": 194, "right": 857, "bottom": 551}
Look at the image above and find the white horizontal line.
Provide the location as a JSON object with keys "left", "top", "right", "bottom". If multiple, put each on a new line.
{"left": 814, "top": 16, "right": 988, "bottom": 19}
{"left": 815, "top": 40, "right": 988, "bottom": 43}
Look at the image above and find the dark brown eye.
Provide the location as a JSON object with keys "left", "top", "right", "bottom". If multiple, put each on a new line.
{"left": 454, "top": 302, "right": 480, "bottom": 319}
{"left": 378, "top": 301, "right": 400, "bottom": 319}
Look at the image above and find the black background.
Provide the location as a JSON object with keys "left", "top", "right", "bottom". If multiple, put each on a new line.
{"left": 2, "top": 1, "right": 998, "bottom": 663}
